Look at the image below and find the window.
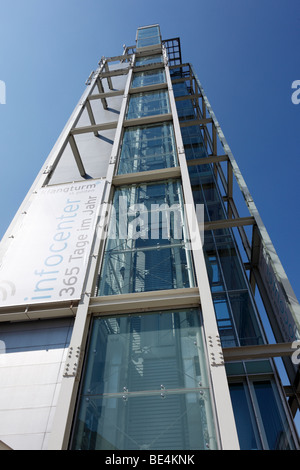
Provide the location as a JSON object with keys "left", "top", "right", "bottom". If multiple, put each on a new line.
{"left": 97, "top": 181, "right": 194, "bottom": 296}
{"left": 136, "top": 25, "right": 161, "bottom": 49}
{"left": 181, "top": 126, "right": 207, "bottom": 161}
{"left": 213, "top": 294, "right": 237, "bottom": 347}
{"left": 229, "top": 379, "right": 296, "bottom": 450}
{"left": 131, "top": 69, "right": 166, "bottom": 88}
{"left": 70, "top": 309, "right": 218, "bottom": 450}
{"left": 229, "top": 382, "right": 262, "bottom": 450}
{"left": 118, "top": 123, "right": 177, "bottom": 174}
{"left": 126, "top": 90, "right": 170, "bottom": 120}
{"left": 135, "top": 55, "right": 163, "bottom": 67}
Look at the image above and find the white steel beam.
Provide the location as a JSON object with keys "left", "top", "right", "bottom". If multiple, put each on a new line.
{"left": 164, "top": 57, "right": 240, "bottom": 450}
{"left": 68, "top": 134, "right": 86, "bottom": 177}
{"left": 88, "top": 89, "right": 124, "bottom": 101}
{"left": 112, "top": 166, "right": 181, "bottom": 186}
{"left": 71, "top": 120, "right": 118, "bottom": 135}
{"left": 123, "top": 113, "right": 172, "bottom": 128}
{"left": 89, "top": 287, "right": 200, "bottom": 315}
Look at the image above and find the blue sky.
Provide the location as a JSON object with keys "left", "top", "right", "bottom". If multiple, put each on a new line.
{"left": 0, "top": 0, "right": 299, "bottom": 303}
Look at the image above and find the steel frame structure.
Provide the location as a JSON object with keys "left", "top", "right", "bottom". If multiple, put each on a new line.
{"left": 0, "top": 29, "right": 299, "bottom": 450}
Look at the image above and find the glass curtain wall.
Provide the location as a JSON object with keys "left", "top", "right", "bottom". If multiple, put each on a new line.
{"left": 171, "top": 73, "right": 264, "bottom": 348}
{"left": 98, "top": 60, "right": 193, "bottom": 296}
{"left": 120, "top": 62, "right": 174, "bottom": 174}
{"left": 169, "top": 67, "right": 297, "bottom": 450}
{"left": 70, "top": 308, "right": 217, "bottom": 450}
{"left": 117, "top": 123, "right": 178, "bottom": 174}
{"left": 229, "top": 379, "right": 296, "bottom": 450}
{"left": 126, "top": 89, "right": 170, "bottom": 119}
{"left": 72, "top": 52, "right": 219, "bottom": 451}
{"left": 97, "top": 181, "right": 194, "bottom": 296}
{"left": 131, "top": 69, "right": 166, "bottom": 88}
{"left": 136, "top": 25, "right": 161, "bottom": 49}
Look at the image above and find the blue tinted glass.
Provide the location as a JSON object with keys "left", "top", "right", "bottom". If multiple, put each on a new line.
{"left": 229, "top": 383, "right": 261, "bottom": 450}
{"left": 126, "top": 90, "right": 170, "bottom": 119}
{"left": 118, "top": 123, "right": 177, "bottom": 174}
{"left": 176, "top": 98, "right": 196, "bottom": 121}
{"left": 182, "top": 126, "right": 207, "bottom": 160}
{"left": 135, "top": 55, "right": 163, "bottom": 66}
{"left": 137, "top": 26, "right": 160, "bottom": 38}
{"left": 137, "top": 26, "right": 161, "bottom": 49}
{"left": 131, "top": 69, "right": 165, "bottom": 88}
{"left": 71, "top": 309, "right": 218, "bottom": 450}
{"left": 137, "top": 37, "right": 161, "bottom": 48}
{"left": 254, "top": 381, "right": 295, "bottom": 449}
{"left": 213, "top": 294, "right": 237, "bottom": 347}
{"left": 229, "top": 292, "right": 263, "bottom": 346}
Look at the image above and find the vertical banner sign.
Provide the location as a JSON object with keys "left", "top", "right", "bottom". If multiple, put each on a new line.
{"left": 0, "top": 180, "right": 105, "bottom": 307}
{"left": 258, "top": 243, "right": 300, "bottom": 343}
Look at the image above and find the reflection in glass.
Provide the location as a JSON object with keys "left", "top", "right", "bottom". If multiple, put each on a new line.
{"left": 230, "top": 380, "right": 295, "bottom": 450}
{"left": 118, "top": 123, "right": 177, "bottom": 174}
{"left": 177, "top": 106, "right": 264, "bottom": 348}
{"left": 131, "top": 69, "right": 165, "bottom": 88}
{"left": 135, "top": 55, "right": 163, "bottom": 67}
{"left": 253, "top": 381, "right": 295, "bottom": 450}
{"left": 97, "top": 181, "right": 194, "bottom": 296}
{"left": 213, "top": 294, "right": 237, "bottom": 347}
{"left": 126, "top": 90, "right": 170, "bottom": 119}
{"left": 229, "top": 383, "right": 262, "bottom": 450}
{"left": 71, "top": 309, "right": 217, "bottom": 450}
{"left": 229, "top": 292, "right": 263, "bottom": 346}
{"left": 137, "top": 26, "right": 161, "bottom": 49}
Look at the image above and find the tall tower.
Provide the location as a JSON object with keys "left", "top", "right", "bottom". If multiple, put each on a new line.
{"left": 0, "top": 25, "right": 299, "bottom": 451}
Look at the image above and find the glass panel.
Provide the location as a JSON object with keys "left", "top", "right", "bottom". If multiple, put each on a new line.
{"left": 176, "top": 98, "right": 196, "bottom": 121}
{"left": 172, "top": 83, "right": 195, "bottom": 121}
{"left": 245, "top": 360, "right": 273, "bottom": 374}
{"left": 172, "top": 82, "right": 190, "bottom": 98}
{"left": 182, "top": 126, "right": 207, "bottom": 160}
{"left": 137, "top": 26, "right": 160, "bottom": 39}
{"left": 229, "top": 292, "right": 263, "bottom": 346}
{"left": 212, "top": 291, "right": 263, "bottom": 348}
{"left": 137, "top": 26, "right": 161, "bottom": 49}
{"left": 118, "top": 123, "right": 177, "bottom": 174}
{"left": 229, "top": 383, "right": 262, "bottom": 450}
{"left": 213, "top": 294, "right": 237, "bottom": 347}
{"left": 97, "top": 181, "right": 194, "bottom": 296}
{"left": 204, "top": 242, "right": 225, "bottom": 293}
{"left": 71, "top": 309, "right": 218, "bottom": 450}
{"left": 126, "top": 90, "right": 170, "bottom": 119}
{"left": 131, "top": 69, "right": 165, "bottom": 88}
{"left": 253, "top": 381, "right": 295, "bottom": 450}
{"left": 137, "top": 37, "right": 161, "bottom": 48}
{"left": 135, "top": 55, "right": 163, "bottom": 67}
{"left": 215, "top": 234, "right": 248, "bottom": 290}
